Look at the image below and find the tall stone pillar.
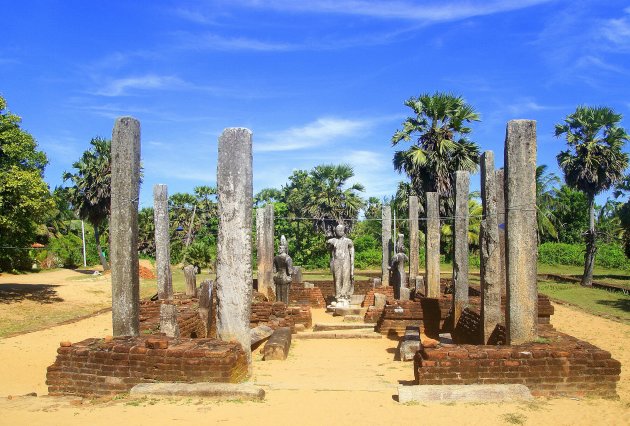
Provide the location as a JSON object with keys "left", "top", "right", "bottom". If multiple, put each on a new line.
{"left": 110, "top": 117, "right": 141, "bottom": 337}
{"left": 153, "top": 184, "right": 173, "bottom": 300}
{"left": 425, "top": 192, "right": 440, "bottom": 298}
{"left": 256, "top": 203, "right": 274, "bottom": 297}
{"left": 496, "top": 168, "right": 506, "bottom": 294}
{"left": 480, "top": 152, "right": 501, "bottom": 343}
{"left": 504, "top": 120, "right": 538, "bottom": 345}
{"left": 453, "top": 171, "right": 470, "bottom": 326}
{"left": 381, "top": 204, "right": 392, "bottom": 287}
{"left": 409, "top": 196, "right": 419, "bottom": 281}
{"left": 216, "top": 128, "right": 253, "bottom": 369}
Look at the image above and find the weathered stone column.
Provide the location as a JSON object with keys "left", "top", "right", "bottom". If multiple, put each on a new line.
{"left": 425, "top": 192, "right": 440, "bottom": 298}
{"left": 504, "top": 120, "right": 538, "bottom": 345}
{"left": 183, "top": 264, "right": 197, "bottom": 297}
{"left": 256, "top": 203, "right": 274, "bottom": 297}
{"left": 480, "top": 151, "right": 501, "bottom": 343}
{"left": 381, "top": 204, "right": 392, "bottom": 287}
{"left": 153, "top": 184, "right": 172, "bottom": 300}
{"left": 216, "top": 128, "right": 253, "bottom": 369}
{"left": 110, "top": 117, "right": 141, "bottom": 337}
{"left": 496, "top": 168, "right": 506, "bottom": 294}
{"left": 452, "top": 171, "right": 470, "bottom": 326}
{"left": 409, "top": 195, "right": 419, "bottom": 281}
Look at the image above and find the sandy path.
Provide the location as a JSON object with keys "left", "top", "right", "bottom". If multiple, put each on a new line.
{"left": 0, "top": 303, "right": 628, "bottom": 425}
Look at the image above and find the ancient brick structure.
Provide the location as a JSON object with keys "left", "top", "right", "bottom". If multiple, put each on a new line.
{"left": 288, "top": 287, "right": 326, "bottom": 307}
{"left": 415, "top": 328, "right": 621, "bottom": 398}
{"left": 139, "top": 299, "right": 207, "bottom": 338}
{"left": 250, "top": 302, "right": 312, "bottom": 329}
{"left": 362, "top": 287, "right": 395, "bottom": 307}
{"left": 47, "top": 336, "right": 248, "bottom": 397}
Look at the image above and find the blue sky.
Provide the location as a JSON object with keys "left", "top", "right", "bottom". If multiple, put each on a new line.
{"left": 2, "top": 0, "right": 630, "bottom": 208}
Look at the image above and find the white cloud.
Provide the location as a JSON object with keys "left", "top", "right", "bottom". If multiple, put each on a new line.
{"left": 601, "top": 12, "right": 630, "bottom": 50}
{"left": 229, "top": 0, "right": 553, "bottom": 22}
{"left": 177, "top": 32, "right": 296, "bottom": 52}
{"left": 507, "top": 99, "right": 562, "bottom": 116}
{"left": 94, "top": 75, "right": 186, "bottom": 97}
{"left": 255, "top": 117, "right": 369, "bottom": 152}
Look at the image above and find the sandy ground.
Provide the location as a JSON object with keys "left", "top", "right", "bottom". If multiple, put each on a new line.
{"left": 0, "top": 270, "right": 628, "bottom": 425}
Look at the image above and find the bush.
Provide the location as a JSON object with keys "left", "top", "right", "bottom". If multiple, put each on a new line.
{"left": 355, "top": 248, "right": 381, "bottom": 269}
{"left": 46, "top": 234, "right": 83, "bottom": 268}
{"left": 538, "top": 242, "right": 630, "bottom": 270}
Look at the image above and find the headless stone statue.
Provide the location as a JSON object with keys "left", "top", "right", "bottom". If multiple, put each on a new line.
{"left": 326, "top": 224, "right": 355, "bottom": 303}
{"left": 390, "top": 233, "right": 408, "bottom": 299}
{"left": 273, "top": 235, "right": 293, "bottom": 304}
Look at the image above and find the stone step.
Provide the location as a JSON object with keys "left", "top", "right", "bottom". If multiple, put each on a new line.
{"left": 313, "top": 323, "right": 374, "bottom": 332}
{"left": 332, "top": 307, "right": 362, "bottom": 316}
{"left": 295, "top": 329, "right": 382, "bottom": 340}
{"left": 130, "top": 383, "right": 265, "bottom": 401}
{"left": 397, "top": 384, "right": 533, "bottom": 404}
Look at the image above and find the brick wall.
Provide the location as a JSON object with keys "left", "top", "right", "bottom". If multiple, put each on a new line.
{"left": 46, "top": 336, "right": 248, "bottom": 397}
{"left": 362, "top": 286, "right": 395, "bottom": 307}
{"left": 311, "top": 280, "right": 374, "bottom": 299}
{"left": 250, "top": 302, "right": 312, "bottom": 329}
{"left": 139, "top": 299, "right": 206, "bottom": 338}
{"left": 375, "top": 298, "right": 451, "bottom": 338}
{"left": 289, "top": 287, "right": 326, "bottom": 307}
{"left": 415, "top": 328, "right": 621, "bottom": 398}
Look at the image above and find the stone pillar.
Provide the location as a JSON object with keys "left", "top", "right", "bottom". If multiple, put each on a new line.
{"left": 452, "top": 171, "right": 470, "bottom": 327}
{"left": 496, "top": 168, "right": 506, "bottom": 294}
{"left": 256, "top": 203, "right": 274, "bottom": 296}
{"left": 159, "top": 304, "right": 180, "bottom": 338}
{"left": 409, "top": 195, "right": 419, "bottom": 281}
{"left": 216, "top": 128, "right": 253, "bottom": 369}
{"left": 153, "top": 184, "right": 173, "bottom": 300}
{"left": 425, "top": 192, "right": 440, "bottom": 298}
{"left": 110, "top": 117, "right": 141, "bottom": 337}
{"left": 183, "top": 264, "right": 197, "bottom": 297}
{"left": 381, "top": 205, "right": 392, "bottom": 287}
{"left": 480, "top": 151, "right": 502, "bottom": 344}
{"left": 504, "top": 120, "right": 538, "bottom": 345}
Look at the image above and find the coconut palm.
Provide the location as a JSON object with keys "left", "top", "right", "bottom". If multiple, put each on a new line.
{"left": 63, "top": 137, "right": 111, "bottom": 270}
{"left": 392, "top": 92, "right": 481, "bottom": 215}
{"left": 555, "top": 106, "right": 629, "bottom": 286}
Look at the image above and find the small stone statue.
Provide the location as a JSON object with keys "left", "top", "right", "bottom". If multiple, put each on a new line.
{"left": 326, "top": 224, "right": 355, "bottom": 304}
{"left": 273, "top": 235, "right": 293, "bottom": 304}
{"left": 390, "top": 233, "right": 408, "bottom": 299}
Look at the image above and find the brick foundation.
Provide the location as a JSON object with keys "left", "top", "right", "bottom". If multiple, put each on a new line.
{"left": 250, "top": 302, "right": 312, "bottom": 329}
{"left": 139, "top": 298, "right": 207, "bottom": 338}
{"left": 415, "top": 328, "right": 621, "bottom": 398}
{"left": 362, "top": 287, "right": 395, "bottom": 307}
{"left": 289, "top": 287, "right": 326, "bottom": 307}
{"left": 46, "top": 336, "right": 248, "bottom": 397}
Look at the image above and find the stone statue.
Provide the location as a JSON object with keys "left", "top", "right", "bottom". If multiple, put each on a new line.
{"left": 273, "top": 235, "right": 293, "bottom": 304}
{"left": 326, "top": 224, "right": 355, "bottom": 303}
{"left": 390, "top": 233, "right": 408, "bottom": 299}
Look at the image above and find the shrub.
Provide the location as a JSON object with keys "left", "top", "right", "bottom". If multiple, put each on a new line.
{"left": 538, "top": 242, "right": 630, "bottom": 270}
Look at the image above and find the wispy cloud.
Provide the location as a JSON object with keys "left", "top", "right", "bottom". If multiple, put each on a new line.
{"left": 229, "top": 0, "right": 553, "bottom": 22}
{"left": 255, "top": 117, "right": 369, "bottom": 152}
{"left": 93, "top": 74, "right": 186, "bottom": 97}
{"left": 176, "top": 32, "right": 296, "bottom": 52}
{"left": 507, "top": 98, "right": 563, "bottom": 116}
{"left": 601, "top": 9, "right": 630, "bottom": 51}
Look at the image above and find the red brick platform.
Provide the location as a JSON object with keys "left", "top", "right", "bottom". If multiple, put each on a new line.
{"left": 46, "top": 336, "right": 248, "bottom": 397}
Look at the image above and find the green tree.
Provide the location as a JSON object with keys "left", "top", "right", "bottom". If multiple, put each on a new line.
{"left": 555, "top": 106, "right": 630, "bottom": 286}
{"left": 536, "top": 165, "right": 560, "bottom": 242}
{"left": 0, "top": 95, "right": 54, "bottom": 270}
{"left": 63, "top": 137, "right": 111, "bottom": 270}
{"left": 392, "top": 92, "right": 480, "bottom": 215}
{"left": 553, "top": 185, "right": 589, "bottom": 244}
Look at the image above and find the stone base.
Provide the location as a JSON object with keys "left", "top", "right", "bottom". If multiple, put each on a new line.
{"left": 398, "top": 384, "right": 532, "bottom": 403}
{"left": 130, "top": 383, "right": 265, "bottom": 401}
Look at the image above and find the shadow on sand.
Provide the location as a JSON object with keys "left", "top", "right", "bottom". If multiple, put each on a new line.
{"left": 0, "top": 283, "right": 64, "bottom": 304}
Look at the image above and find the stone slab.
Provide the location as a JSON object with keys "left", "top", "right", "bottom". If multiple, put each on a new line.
{"left": 398, "top": 384, "right": 533, "bottom": 404}
{"left": 343, "top": 314, "right": 364, "bottom": 323}
{"left": 263, "top": 327, "right": 292, "bottom": 360}
{"left": 250, "top": 325, "right": 274, "bottom": 347}
{"left": 350, "top": 294, "right": 365, "bottom": 305}
{"left": 130, "top": 383, "right": 265, "bottom": 401}
{"left": 333, "top": 307, "right": 361, "bottom": 316}
{"left": 294, "top": 331, "right": 382, "bottom": 339}
{"left": 398, "top": 326, "right": 421, "bottom": 361}
{"left": 313, "top": 323, "right": 374, "bottom": 331}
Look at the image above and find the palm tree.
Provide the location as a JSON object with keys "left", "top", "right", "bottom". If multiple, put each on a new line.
{"left": 305, "top": 164, "right": 366, "bottom": 236}
{"left": 392, "top": 92, "right": 481, "bottom": 215}
{"left": 63, "top": 137, "right": 111, "bottom": 270}
{"left": 536, "top": 165, "right": 560, "bottom": 242}
{"left": 555, "top": 106, "right": 629, "bottom": 286}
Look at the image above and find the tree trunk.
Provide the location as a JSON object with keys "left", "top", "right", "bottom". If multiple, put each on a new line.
{"left": 581, "top": 195, "right": 596, "bottom": 287}
{"left": 185, "top": 205, "right": 197, "bottom": 249}
{"left": 94, "top": 224, "right": 109, "bottom": 271}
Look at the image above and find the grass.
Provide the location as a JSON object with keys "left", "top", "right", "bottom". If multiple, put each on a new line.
{"left": 538, "top": 280, "right": 630, "bottom": 324}
{"left": 501, "top": 413, "right": 527, "bottom": 425}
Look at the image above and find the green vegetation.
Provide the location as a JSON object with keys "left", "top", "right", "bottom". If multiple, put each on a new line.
{"left": 538, "top": 280, "right": 630, "bottom": 323}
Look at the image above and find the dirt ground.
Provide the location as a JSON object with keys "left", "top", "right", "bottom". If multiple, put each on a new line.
{"left": 0, "top": 269, "right": 628, "bottom": 426}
